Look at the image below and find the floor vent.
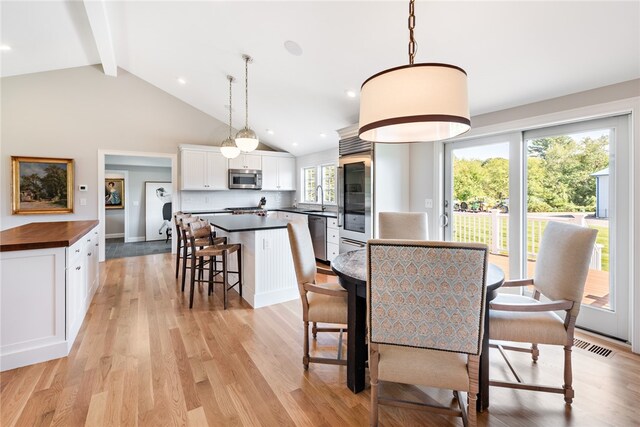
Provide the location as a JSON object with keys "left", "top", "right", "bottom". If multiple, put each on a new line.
{"left": 573, "top": 338, "right": 613, "bottom": 358}
{"left": 573, "top": 338, "right": 590, "bottom": 349}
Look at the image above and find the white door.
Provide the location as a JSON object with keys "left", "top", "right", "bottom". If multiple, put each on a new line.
{"left": 444, "top": 116, "right": 630, "bottom": 340}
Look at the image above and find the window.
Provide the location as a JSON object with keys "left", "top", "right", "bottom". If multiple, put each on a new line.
{"left": 302, "top": 163, "right": 337, "bottom": 204}
{"left": 322, "top": 164, "right": 336, "bottom": 203}
{"left": 303, "top": 167, "right": 317, "bottom": 202}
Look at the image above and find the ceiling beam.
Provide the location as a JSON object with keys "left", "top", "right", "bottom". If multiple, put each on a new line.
{"left": 82, "top": 0, "right": 117, "bottom": 77}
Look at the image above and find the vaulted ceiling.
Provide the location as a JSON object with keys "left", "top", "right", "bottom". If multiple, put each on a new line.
{"left": 2, "top": 1, "right": 639, "bottom": 156}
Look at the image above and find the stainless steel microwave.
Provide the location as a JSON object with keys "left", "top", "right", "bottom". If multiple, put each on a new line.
{"left": 229, "top": 169, "right": 262, "bottom": 189}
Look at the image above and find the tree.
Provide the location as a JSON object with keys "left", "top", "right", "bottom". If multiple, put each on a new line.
{"left": 453, "top": 158, "right": 487, "bottom": 202}
{"left": 40, "top": 165, "right": 67, "bottom": 202}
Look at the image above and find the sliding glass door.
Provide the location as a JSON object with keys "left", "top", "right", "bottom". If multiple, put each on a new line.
{"left": 444, "top": 115, "right": 630, "bottom": 340}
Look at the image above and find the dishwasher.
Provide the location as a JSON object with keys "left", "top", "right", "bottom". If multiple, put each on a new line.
{"left": 308, "top": 216, "right": 327, "bottom": 261}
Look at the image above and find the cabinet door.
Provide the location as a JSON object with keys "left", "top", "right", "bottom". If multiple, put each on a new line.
{"left": 86, "top": 235, "right": 99, "bottom": 297}
{"left": 244, "top": 154, "right": 262, "bottom": 170}
{"left": 206, "top": 151, "right": 228, "bottom": 190}
{"left": 67, "top": 255, "right": 85, "bottom": 341}
{"left": 181, "top": 150, "right": 207, "bottom": 190}
{"left": 228, "top": 155, "right": 245, "bottom": 170}
{"left": 261, "top": 156, "right": 279, "bottom": 190}
{"left": 278, "top": 157, "right": 296, "bottom": 191}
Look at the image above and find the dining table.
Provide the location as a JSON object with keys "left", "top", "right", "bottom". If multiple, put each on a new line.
{"left": 331, "top": 248, "right": 505, "bottom": 412}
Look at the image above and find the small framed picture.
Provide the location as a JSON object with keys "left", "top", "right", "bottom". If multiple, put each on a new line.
{"left": 12, "top": 156, "right": 74, "bottom": 214}
{"left": 105, "top": 178, "right": 125, "bottom": 209}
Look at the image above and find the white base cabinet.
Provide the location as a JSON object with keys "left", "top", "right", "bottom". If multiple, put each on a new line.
{"left": 0, "top": 226, "right": 99, "bottom": 371}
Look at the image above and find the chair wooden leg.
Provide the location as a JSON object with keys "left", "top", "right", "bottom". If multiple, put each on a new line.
{"left": 312, "top": 322, "right": 318, "bottom": 339}
{"left": 531, "top": 343, "right": 539, "bottom": 362}
{"left": 303, "top": 321, "right": 310, "bottom": 370}
{"left": 563, "top": 345, "right": 574, "bottom": 404}
{"left": 222, "top": 251, "right": 228, "bottom": 310}
{"left": 189, "top": 255, "right": 196, "bottom": 309}
{"left": 467, "top": 355, "right": 479, "bottom": 427}
{"left": 370, "top": 346, "right": 379, "bottom": 427}
{"left": 237, "top": 245, "right": 243, "bottom": 298}
{"left": 181, "top": 243, "right": 189, "bottom": 292}
{"left": 208, "top": 255, "right": 213, "bottom": 296}
{"left": 175, "top": 241, "right": 181, "bottom": 278}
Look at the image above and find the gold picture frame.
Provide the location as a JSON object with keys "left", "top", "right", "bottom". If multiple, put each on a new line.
{"left": 105, "top": 178, "right": 125, "bottom": 209}
{"left": 11, "top": 156, "right": 74, "bottom": 215}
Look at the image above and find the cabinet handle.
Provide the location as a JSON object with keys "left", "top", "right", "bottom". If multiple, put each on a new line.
{"left": 88, "top": 252, "right": 92, "bottom": 256}
{"left": 75, "top": 249, "right": 80, "bottom": 253}
{"left": 76, "top": 266, "right": 81, "bottom": 270}
{"left": 87, "top": 239, "right": 91, "bottom": 242}
{"left": 95, "top": 243, "right": 99, "bottom": 247}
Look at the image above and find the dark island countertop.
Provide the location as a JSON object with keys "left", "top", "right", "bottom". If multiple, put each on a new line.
{"left": 201, "top": 215, "right": 288, "bottom": 233}
{"left": 0, "top": 220, "right": 99, "bottom": 252}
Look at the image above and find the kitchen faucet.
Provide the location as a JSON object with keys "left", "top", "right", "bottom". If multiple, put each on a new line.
{"left": 316, "top": 185, "right": 326, "bottom": 211}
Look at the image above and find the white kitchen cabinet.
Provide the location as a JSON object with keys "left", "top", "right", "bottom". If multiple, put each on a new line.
{"left": 180, "top": 148, "right": 228, "bottom": 190}
{"left": 261, "top": 156, "right": 296, "bottom": 191}
{"left": 1, "top": 223, "right": 99, "bottom": 371}
{"left": 229, "top": 153, "right": 261, "bottom": 170}
{"left": 279, "top": 211, "right": 308, "bottom": 224}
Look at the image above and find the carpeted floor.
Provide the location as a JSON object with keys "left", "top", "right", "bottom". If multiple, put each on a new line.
{"left": 105, "top": 237, "right": 172, "bottom": 259}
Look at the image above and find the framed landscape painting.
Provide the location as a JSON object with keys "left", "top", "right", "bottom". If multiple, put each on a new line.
{"left": 105, "top": 178, "right": 125, "bottom": 209}
{"left": 12, "top": 156, "right": 74, "bottom": 214}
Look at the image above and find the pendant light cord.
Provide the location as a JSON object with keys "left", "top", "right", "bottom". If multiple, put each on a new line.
{"left": 408, "top": 0, "right": 416, "bottom": 65}
{"left": 244, "top": 55, "right": 250, "bottom": 130}
{"left": 228, "top": 75, "right": 233, "bottom": 139}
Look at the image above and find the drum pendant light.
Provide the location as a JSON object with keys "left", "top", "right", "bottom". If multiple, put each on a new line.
{"left": 220, "top": 75, "right": 241, "bottom": 159}
{"left": 235, "top": 54, "right": 259, "bottom": 152}
{"left": 358, "top": 0, "right": 470, "bottom": 143}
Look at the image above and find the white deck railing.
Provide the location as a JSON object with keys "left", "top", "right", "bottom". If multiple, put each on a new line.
{"left": 453, "top": 210, "right": 603, "bottom": 270}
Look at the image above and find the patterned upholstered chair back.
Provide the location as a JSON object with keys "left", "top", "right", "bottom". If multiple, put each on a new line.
{"left": 367, "top": 240, "right": 489, "bottom": 355}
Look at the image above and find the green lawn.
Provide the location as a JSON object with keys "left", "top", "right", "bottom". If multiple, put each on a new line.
{"left": 453, "top": 214, "right": 609, "bottom": 271}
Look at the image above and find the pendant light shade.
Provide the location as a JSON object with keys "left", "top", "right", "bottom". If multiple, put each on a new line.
{"left": 359, "top": 64, "right": 470, "bottom": 142}
{"left": 358, "top": 1, "right": 470, "bottom": 143}
{"left": 221, "top": 75, "right": 240, "bottom": 159}
{"left": 235, "top": 54, "right": 259, "bottom": 153}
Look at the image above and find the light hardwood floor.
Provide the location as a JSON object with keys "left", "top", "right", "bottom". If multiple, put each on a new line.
{"left": 2, "top": 253, "right": 639, "bottom": 426}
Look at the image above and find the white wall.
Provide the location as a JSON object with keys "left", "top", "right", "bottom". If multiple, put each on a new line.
{"left": 374, "top": 143, "right": 411, "bottom": 236}
{"left": 105, "top": 164, "right": 171, "bottom": 240}
{"left": 0, "top": 65, "right": 276, "bottom": 231}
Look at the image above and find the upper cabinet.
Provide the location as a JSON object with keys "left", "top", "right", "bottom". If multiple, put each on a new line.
{"left": 180, "top": 148, "right": 228, "bottom": 190}
{"left": 262, "top": 156, "right": 296, "bottom": 191}
{"left": 229, "top": 154, "right": 261, "bottom": 170}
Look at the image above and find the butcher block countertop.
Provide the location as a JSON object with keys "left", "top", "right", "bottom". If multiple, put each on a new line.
{"left": 0, "top": 220, "right": 99, "bottom": 252}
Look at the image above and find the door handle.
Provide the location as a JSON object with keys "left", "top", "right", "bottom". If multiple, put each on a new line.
{"left": 440, "top": 212, "right": 449, "bottom": 228}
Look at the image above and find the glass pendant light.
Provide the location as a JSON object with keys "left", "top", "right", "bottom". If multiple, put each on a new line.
{"left": 358, "top": 0, "right": 470, "bottom": 143}
{"left": 220, "top": 75, "right": 240, "bottom": 159}
{"left": 235, "top": 54, "right": 259, "bottom": 152}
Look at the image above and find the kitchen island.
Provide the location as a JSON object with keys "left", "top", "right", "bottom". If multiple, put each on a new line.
{"left": 200, "top": 215, "right": 298, "bottom": 308}
{"left": 0, "top": 220, "right": 100, "bottom": 371}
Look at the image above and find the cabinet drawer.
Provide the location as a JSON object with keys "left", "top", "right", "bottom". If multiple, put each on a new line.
{"left": 327, "top": 243, "right": 339, "bottom": 262}
{"left": 68, "top": 238, "right": 85, "bottom": 260}
{"left": 327, "top": 229, "right": 339, "bottom": 245}
{"left": 327, "top": 218, "right": 338, "bottom": 229}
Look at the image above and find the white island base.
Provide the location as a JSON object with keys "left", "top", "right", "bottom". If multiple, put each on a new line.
{"left": 204, "top": 216, "right": 299, "bottom": 308}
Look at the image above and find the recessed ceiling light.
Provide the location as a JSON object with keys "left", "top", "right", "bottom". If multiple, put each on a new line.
{"left": 284, "top": 40, "right": 303, "bottom": 56}
{"left": 320, "top": 133, "right": 327, "bottom": 138}
{"left": 177, "top": 77, "right": 187, "bottom": 85}
{"left": 266, "top": 129, "right": 275, "bottom": 135}
{"left": 0, "top": 45, "right": 11, "bottom": 51}
{"left": 292, "top": 142, "right": 298, "bottom": 146}
{"left": 345, "top": 90, "right": 357, "bottom": 98}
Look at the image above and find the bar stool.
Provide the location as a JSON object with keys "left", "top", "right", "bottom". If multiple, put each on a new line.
{"left": 187, "top": 228, "right": 242, "bottom": 310}
{"left": 180, "top": 218, "right": 223, "bottom": 293}
{"left": 174, "top": 212, "right": 192, "bottom": 279}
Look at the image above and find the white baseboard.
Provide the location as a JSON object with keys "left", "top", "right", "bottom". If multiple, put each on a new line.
{"left": 249, "top": 287, "right": 299, "bottom": 309}
{"left": 106, "top": 233, "right": 124, "bottom": 239}
{"left": 1, "top": 341, "right": 68, "bottom": 372}
{"left": 126, "top": 236, "right": 146, "bottom": 243}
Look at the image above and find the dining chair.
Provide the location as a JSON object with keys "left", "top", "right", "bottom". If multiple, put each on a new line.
{"left": 489, "top": 221, "right": 598, "bottom": 404}
{"left": 367, "top": 239, "right": 489, "bottom": 427}
{"left": 287, "top": 221, "right": 348, "bottom": 370}
{"left": 378, "top": 212, "right": 429, "bottom": 239}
